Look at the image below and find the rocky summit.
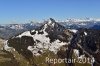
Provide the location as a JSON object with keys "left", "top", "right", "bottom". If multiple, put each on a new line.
{"left": 1, "top": 18, "right": 100, "bottom": 66}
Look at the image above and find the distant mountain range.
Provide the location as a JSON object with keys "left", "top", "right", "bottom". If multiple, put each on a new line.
{"left": 0, "top": 22, "right": 43, "bottom": 39}
{"left": 0, "top": 18, "right": 100, "bottom": 39}
{"left": 60, "top": 18, "right": 100, "bottom": 29}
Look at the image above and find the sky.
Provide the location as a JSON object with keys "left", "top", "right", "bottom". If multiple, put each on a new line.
{"left": 0, "top": 0, "right": 100, "bottom": 24}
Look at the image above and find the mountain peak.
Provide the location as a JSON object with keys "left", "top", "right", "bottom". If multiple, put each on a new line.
{"left": 38, "top": 18, "right": 65, "bottom": 33}
{"left": 49, "top": 18, "right": 56, "bottom": 23}
{"left": 46, "top": 18, "right": 56, "bottom": 25}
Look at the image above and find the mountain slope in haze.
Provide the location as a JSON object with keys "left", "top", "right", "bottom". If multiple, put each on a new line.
{"left": 0, "top": 22, "right": 42, "bottom": 39}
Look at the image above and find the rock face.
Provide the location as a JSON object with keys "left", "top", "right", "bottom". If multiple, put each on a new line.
{"left": 8, "top": 36, "right": 35, "bottom": 62}
{"left": 67, "top": 28, "right": 100, "bottom": 66}
{"left": 3, "top": 18, "right": 100, "bottom": 66}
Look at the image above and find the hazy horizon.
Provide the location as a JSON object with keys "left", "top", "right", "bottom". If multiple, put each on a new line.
{"left": 0, "top": 0, "right": 100, "bottom": 24}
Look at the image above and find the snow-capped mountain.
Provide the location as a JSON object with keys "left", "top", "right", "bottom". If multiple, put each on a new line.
{"left": 65, "top": 18, "right": 100, "bottom": 22}
{"left": 57, "top": 18, "right": 100, "bottom": 29}
{"left": 5, "top": 18, "right": 73, "bottom": 58}
{"left": 7, "top": 24, "right": 24, "bottom": 30}
{"left": 4, "top": 22, "right": 42, "bottom": 30}
{"left": 2, "top": 18, "right": 100, "bottom": 66}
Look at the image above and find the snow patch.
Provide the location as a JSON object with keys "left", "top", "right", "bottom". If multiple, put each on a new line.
{"left": 4, "top": 40, "right": 14, "bottom": 51}
{"left": 91, "top": 57, "right": 95, "bottom": 66}
{"left": 73, "top": 49, "right": 79, "bottom": 57}
{"left": 43, "top": 24, "right": 47, "bottom": 31}
{"left": 49, "top": 40, "right": 67, "bottom": 53}
{"left": 33, "top": 31, "right": 50, "bottom": 43}
{"left": 52, "top": 23, "right": 55, "bottom": 27}
{"left": 69, "top": 29, "right": 78, "bottom": 33}
{"left": 48, "top": 19, "right": 52, "bottom": 24}
{"left": 78, "top": 55, "right": 85, "bottom": 59}
{"left": 27, "top": 46, "right": 41, "bottom": 56}
{"left": 27, "top": 39, "right": 67, "bottom": 56}
{"left": 84, "top": 32, "right": 87, "bottom": 35}
{"left": 17, "top": 31, "right": 32, "bottom": 38}
{"left": 31, "top": 30, "right": 35, "bottom": 32}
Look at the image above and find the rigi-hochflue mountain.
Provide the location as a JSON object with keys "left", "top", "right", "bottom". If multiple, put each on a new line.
{"left": 1, "top": 18, "right": 100, "bottom": 66}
